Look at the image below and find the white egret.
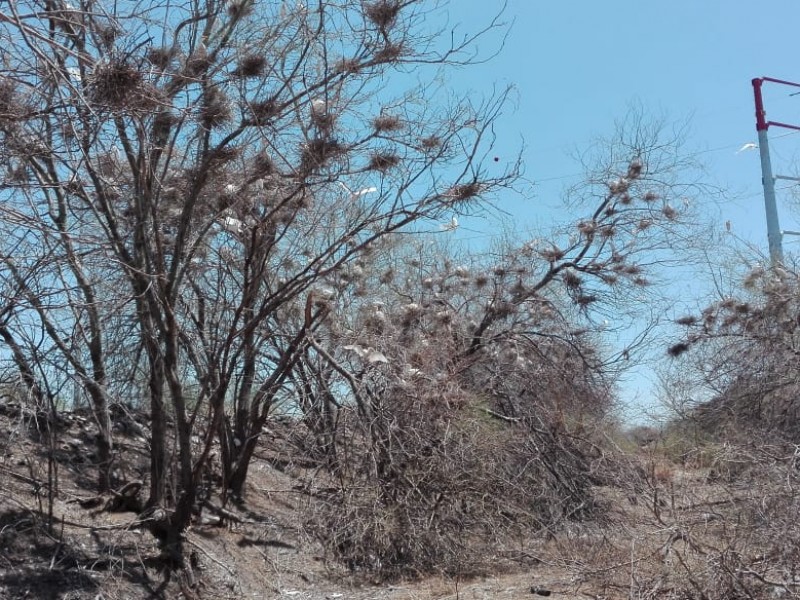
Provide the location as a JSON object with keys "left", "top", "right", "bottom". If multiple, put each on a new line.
{"left": 338, "top": 181, "right": 377, "bottom": 200}
{"left": 440, "top": 216, "right": 458, "bottom": 231}
{"left": 736, "top": 143, "right": 758, "bottom": 154}
{"left": 343, "top": 344, "right": 389, "bottom": 364}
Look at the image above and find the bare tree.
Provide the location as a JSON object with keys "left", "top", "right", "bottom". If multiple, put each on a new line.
{"left": 667, "top": 258, "right": 800, "bottom": 441}
{"left": 290, "top": 117, "right": 705, "bottom": 576}
{"left": 0, "top": 0, "right": 515, "bottom": 562}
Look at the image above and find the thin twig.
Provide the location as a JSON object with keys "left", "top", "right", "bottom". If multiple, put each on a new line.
{"left": 186, "top": 537, "right": 236, "bottom": 575}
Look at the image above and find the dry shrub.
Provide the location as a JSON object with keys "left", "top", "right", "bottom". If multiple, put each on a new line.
{"left": 562, "top": 431, "right": 800, "bottom": 600}
{"left": 305, "top": 383, "right": 601, "bottom": 579}
{"left": 653, "top": 445, "right": 800, "bottom": 599}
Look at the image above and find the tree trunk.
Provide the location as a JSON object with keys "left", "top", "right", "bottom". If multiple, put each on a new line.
{"left": 146, "top": 352, "right": 167, "bottom": 507}
{"left": 228, "top": 433, "right": 258, "bottom": 500}
{"left": 86, "top": 384, "right": 113, "bottom": 492}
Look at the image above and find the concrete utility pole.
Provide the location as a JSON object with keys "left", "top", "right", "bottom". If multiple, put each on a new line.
{"left": 751, "top": 77, "right": 800, "bottom": 265}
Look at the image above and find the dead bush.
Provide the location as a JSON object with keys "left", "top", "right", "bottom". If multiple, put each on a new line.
{"left": 564, "top": 440, "right": 800, "bottom": 600}
{"left": 304, "top": 383, "right": 602, "bottom": 579}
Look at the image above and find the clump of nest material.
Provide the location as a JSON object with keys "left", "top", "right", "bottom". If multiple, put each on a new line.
{"left": 539, "top": 246, "right": 565, "bottom": 262}
{"left": 675, "top": 315, "right": 698, "bottom": 326}
{"left": 206, "top": 144, "right": 242, "bottom": 166}
{"left": 443, "top": 182, "right": 481, "bottom": 203}
{"left": 89, "top": 59, "right": 159, "bottom": 111}
{"left": 232, "top": 54, "right": 267, "bottom": 78}
{"left": 227, "top": 0, "right": 253, "bottom": 18}
{"left": 667, "top": 341, "right": 690, "bottom": 357}
{"left": 373, "top": 42, "right": 405, "bottom": 63}
{"left": 642, "top": 191, "right": 659, "bottom": 202}
{"left": 146, "top": 46, "right": 176, "bottom": 69}
{"left": 184, "top": 45, "right": 212, "bottom": 76}
{"left": 562, "top": 271, "right": 582, "bottom": 289}
{"left": 420, "top": 135, "right": 442, "bottom": 152}
{"left": 300, "top": 138, "right": 346, "bottom": 173}
{"left": 334, "top": 57, "right": 362, "bottom": 74}
{"left": 364, "top": 0, "right": 402, "bottom": 30}
{"left": 251, "top": 152, "right": 275, "bottom": 176}
{"left": 250, "top": 98, "right": 280, "bottom": 125}
{"left": 310, "top": 101, "right": 337, "bottom": 133}
{"left": 577, "top": 220, "right": 597, "bottom": 235}
{"left": 0, "top": 77, "right": 25, "bottom": 123}
{"left": 599, "top": 225, "right": 616, "bottom": 238}
{"left": 200, "top": 86, "right": 232, "bottom": 129}
{"left": 367, "top": 152, "right": 400, "bottom": 172}
{"left": 96, "top": 25, "right": 120, "bottom": 50}
{"left": 372, "top": 114, "right": 403, "bottom": 133}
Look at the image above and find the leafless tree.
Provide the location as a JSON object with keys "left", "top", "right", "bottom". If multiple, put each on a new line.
{"left": 667, "top": 257, "right": 800, "bottom": 442}
{"left": 290, "top": 117, "right": 705, "bottom": 576}
{"left": 0, "top": 0, "right": 516, "bottom": 562}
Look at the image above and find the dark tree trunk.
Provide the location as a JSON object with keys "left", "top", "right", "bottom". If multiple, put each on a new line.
{"left": 86, "top": 384, "right": 113, "bottom": 492}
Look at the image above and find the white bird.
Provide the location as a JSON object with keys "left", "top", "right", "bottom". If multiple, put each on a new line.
{"left": 338, "top": 181, "right": 377, "bottom": 199}
{"left": 736, "top": 143, "right": 758, "bottom": 154}
{"left": 440, "top": 216, "right": 458, "bottom": 231}
{"left": 221, "top": 216, "right": 243, "bottom": 234}
{"left": 343, "top": 344, "right": 389, "bottom": 364}
{"left": 353, "top": 186, "right": 377, "bottom": 197}
{"left": 66, "top": 67, "right": 81, "bottom": 82}
{"left": 310, "top": 98, "right": 327, "bottom": 119}
{"left": 403, "top": 366, "right": 423, "bottom": 378}
{"left": 313, "top": 285, "right": 336, "bottom": 300}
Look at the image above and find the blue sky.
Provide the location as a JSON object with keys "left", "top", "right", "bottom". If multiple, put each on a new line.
{"left": 443, "top": 1, "right": 800, "bottom": 418}
{"left": 452, "top": 0, "right": 800, "bottom": 240}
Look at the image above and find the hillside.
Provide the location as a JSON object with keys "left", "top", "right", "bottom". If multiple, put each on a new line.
{"left": 2, "top": 396, "right": 800, "bottom": 600}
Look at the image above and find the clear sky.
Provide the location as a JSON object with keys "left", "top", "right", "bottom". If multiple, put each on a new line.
{"left": 444, "top": 0, "right": 800, "bottom": 419}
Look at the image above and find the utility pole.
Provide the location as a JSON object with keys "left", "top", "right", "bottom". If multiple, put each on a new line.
{"left": 751, "top": 77, "right": 800, "bottom": 264}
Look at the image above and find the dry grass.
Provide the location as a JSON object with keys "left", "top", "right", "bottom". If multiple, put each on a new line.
{"left": 3, "top": 393, "right": 800, "bottom": 599}
{"left": 549, "top": 441, "right": 800, "bottom": 599}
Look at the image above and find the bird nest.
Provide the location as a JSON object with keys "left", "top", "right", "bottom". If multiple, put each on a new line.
{"left": 89, "top": 59, "right": 160, "bottom": 112}
{"left": 300, "top": 138, "right": 346, "bottom": 172}
{"left": 364, "top": 1, "right": 401, "bottom": 30}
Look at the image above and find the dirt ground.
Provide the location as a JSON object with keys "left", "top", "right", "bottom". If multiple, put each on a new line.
{"left": 0, "top": 401, "right": 785, "bottom": 599}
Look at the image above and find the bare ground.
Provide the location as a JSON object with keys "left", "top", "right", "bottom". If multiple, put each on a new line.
{"left": 0, "top": 402, "right": 792, "bottom": 599}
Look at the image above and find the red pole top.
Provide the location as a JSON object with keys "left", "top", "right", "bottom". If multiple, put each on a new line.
{"left": 753, "top": 78, "right": 768, "bottom": 131}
